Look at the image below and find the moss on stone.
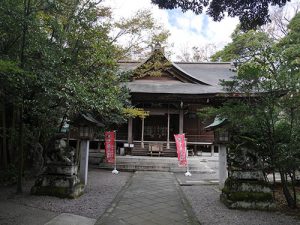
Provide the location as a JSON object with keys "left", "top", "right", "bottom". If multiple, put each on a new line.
{"left": 31, "top": 183, "right": 84, "bottom": 199}
{"left": 225, "top": 177, "right": 271, "bottom": 187}
{"left": 225, "top": 191, "right": 273, "bottom": 202}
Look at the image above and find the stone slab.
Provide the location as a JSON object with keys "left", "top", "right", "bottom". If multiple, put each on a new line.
{"left": 231, "top": 170, "right": 264, "bottom": 180}
{"left": 45, "top": 213, "right": 96, "bottom": 225}
{"left": 0, "top": 201, "right": 58, "bottom": 225}
{"left": 100, "top": 156, "right": 215, "bottom": 173}
{"left": 96, "top": 171, "right": 200, "bottom": 225}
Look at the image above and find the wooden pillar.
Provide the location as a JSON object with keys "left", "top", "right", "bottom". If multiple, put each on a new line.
{"left": 80, "top": 140, "right": 89, "bottom": 185}
{"left": 219, "top": 145, "right": 228, "bottom": 188}
{"left": 167, "top": 109, "right": 170, "bottom": 149}
{"left": 179, "top": 109, "right": 184, "bottom": 134}
{"left": 128, "top": 118, "right": 133, "bottom": 144}
{"left": 141, "top": 117, "right": 144, "bottom": 148}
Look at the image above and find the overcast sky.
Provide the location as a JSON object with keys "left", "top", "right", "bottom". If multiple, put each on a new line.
{"left": 103, "top": 0, "right": 238, "bottom": 59}
{"left": 103, "top": 0, "right": 298, "bottom": 60}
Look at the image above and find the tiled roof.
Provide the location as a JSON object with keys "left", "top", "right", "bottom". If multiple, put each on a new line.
{"left": 123, "top": 82, "right": 223, "bottom": 94}
{"left": 118, "top": 61, "right": 236, "bottom": 94}
{"left": 175, "top": 62, "right": 235, "bottom": 86}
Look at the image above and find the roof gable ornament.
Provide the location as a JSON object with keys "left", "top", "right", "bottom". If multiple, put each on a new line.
{"left": 132, "top": 45, "right": 210, "bottom": 85}
{"left": 153, "top": 42, "right": 162, "bottom": 51}
{"left": 133, "top": 46, "right": 172, "bottom": 79}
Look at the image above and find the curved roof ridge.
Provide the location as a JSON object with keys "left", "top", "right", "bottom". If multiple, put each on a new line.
{"left": 118, "top": 60, "right": 232, "bottom": 65}
{"left": 171, "top": 62, "right": 211, "bottom": 86}
{"left": 175, "top": 61, "right": 232, "bottom": 64}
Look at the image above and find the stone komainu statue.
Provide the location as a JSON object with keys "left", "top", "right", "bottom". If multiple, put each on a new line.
{"left": 31, "top": 133, "right": 84, "bottom": 198}
{"left": 44, "top": 133, "right": 75, "bottom": 165}
{"left": 227, "top": 147, "right": 263, "bottom": 171}
{"left": 30, "top": 142, "right": 44, "bottom": 176}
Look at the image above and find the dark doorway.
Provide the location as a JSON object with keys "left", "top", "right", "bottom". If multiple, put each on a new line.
{"left": 133, "top": 114, "right": 179, "bottom": 142}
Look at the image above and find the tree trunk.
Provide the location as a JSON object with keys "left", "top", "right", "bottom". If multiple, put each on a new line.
{"left": 291, "top": 170, "right": 297, "bottom": 208}
{"left": 9, "top": 105, "right": 16, "bottom": 163}
{"left": 272, "top": 170, "right": 276, "bottom": 199}
{"left": 279, "top": 170, "right": 296, "bottom": 208}
{"left": 16, "top": 105, "right": 24, "bottom": 194}
{"left": 2, "top": 99, "right": 8, "bottom": 169}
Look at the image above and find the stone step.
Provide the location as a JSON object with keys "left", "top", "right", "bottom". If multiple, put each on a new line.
{"left": 99, "top": 156, "right": 214, "bottom": 173}
{"left": 99, "top": 163, "right": 213, "bottom": 173}
{"left": 132, "top": 147, "right": 177, "bottom": 157}
{"left": 88, "top": 150, "right": 104, "bottom": 165}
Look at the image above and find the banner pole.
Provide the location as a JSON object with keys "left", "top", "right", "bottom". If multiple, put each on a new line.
{"left": 184, "top": 137, "right": 192, "bottom": 176}
{"left": 112, "top": 130, "right": 119, "bottom": 174}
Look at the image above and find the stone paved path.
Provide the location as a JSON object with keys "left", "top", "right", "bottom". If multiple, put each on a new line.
{"left": 96, "top": 171, "right": 200, "bottom": 225}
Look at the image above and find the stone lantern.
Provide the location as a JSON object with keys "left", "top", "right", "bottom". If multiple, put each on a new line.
{"left": 73, "top": 113, "right": 104, "bottom": 185}
{"left": 207, "top": 117, "right": 275, "bottom": 210}
{"left": 79, "top": 126, "right": 94, "bottom": 140}
{"left": 214, "top": 129, "right": 229, "bottom": 144}
{"left": 205, "top": 117, "right": 229, "bottom": 188}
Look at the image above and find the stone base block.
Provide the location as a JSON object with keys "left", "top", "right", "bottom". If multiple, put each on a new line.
{"left": 220, "top": 177, "right": 276, "bottom": 210}
{"left": 223, "top": 177, "right": 273, "bottom": 193}
{"left": 221, "top": 193, "right": 276, "bottom": 210}
{"left": 231, "top": 170, "right": 265, "bottom": 180}
{"left": 31, "top": 175, "right": 84, "bottom": 199}
{"left": 45, "top": 164, "right": 78, "bottom": 176}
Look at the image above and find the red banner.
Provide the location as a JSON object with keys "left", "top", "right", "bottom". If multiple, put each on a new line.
{"left": 105, "top": 131, "right": 115, "bottom": 164}
{"left": 174, "top": 134, "right": 187, "bottom": 167}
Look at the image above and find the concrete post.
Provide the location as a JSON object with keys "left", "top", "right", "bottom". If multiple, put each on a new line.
{"left": 141, "top": 117, "right": 144, "bottom": 148}
{"left": 167, "top": 110, "right": 170, "bottom": 149}
{"left": 80, "top": 140, "right": 90, "bottom": 185}
{"left": 219, "top": 145, "right": 228, "bottom": 188}
{"left": 128, "top": 117, "right": 133, "bottom": 144}
{"left": 179, "top": 109, "right": 184, "bottom": 134}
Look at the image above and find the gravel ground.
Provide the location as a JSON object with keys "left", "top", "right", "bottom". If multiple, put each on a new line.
{"left": 0, "top": 169, "right": 132, "bottom": 220}
{"left": 181, "top": 184, "right": 300, "bottom": 225}
{"left": 1, "top": 165, "right": 299, "bottom": 225}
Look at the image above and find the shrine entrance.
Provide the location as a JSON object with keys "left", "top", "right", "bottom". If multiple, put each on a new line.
{"left": 133, "top": 114, "right": 179, "bottom": 142}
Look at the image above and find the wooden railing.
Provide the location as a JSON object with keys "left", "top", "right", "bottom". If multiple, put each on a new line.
{"left": 185, "top": 134, "right": 214, "bottom": 143}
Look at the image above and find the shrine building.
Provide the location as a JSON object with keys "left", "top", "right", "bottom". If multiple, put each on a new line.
{"left": 115, "top": 46, "right": 237, "bottom": 157}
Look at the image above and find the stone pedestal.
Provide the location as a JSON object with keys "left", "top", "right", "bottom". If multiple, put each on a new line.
{"left": 220, "top": 170, "right": 275, "bottom": 210}
{"left": 31, "top": 163, "right": 84, "bottom": 199}
{"left": 218, "top": 145, "right": 227, "bottom": 188}
{"left": 79, "top": 140, "right": 89, "bottom": 185}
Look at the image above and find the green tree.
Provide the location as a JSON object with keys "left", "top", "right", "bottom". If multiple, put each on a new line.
{"left": 0, "top": 0, "right": 129, "bottom": 191}
{"left": 202, "top": 13, "right": 300, "bottom": 208}
{"left": 151, "top": 0, "right": 290, "bottom": 30}
{"left": 110, "top": 9, "right": 170, "bottom": 60}
{"left": 210, "top": 27, "right": 273, "bottom": 63}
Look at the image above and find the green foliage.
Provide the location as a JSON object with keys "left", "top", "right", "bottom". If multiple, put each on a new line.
{"left": 151, "top": 0, "right": 289, "bottom": 30}
{"left": 211, "top": 28, "right": 273, "bottom": 63}
{"left": 122, "top": 108, "right": 149, "bottom": 119}
{"left": 197, "top": 106, "right": 219, "bottom": 123}
{"left": 111, "top": 9, "right": 170, "bottom": 60}
{"left": 211, "top": 13, "right": 300, "bottom": 207}
{"left": 0, "top": 0, "right": 132, "bottom": 174}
